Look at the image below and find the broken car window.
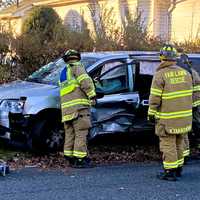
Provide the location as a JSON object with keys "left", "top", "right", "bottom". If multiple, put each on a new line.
{"left": 26, "top": 56, "right": 99, "bottom": 85}
{"left": 96, "top": 64, "right": 128, "bottom": 94}
{"left": 139, "top": 61, "right": 160, "bottom": 75}
{"left": 101, "top": 61, "right": 124, "bottom": 75}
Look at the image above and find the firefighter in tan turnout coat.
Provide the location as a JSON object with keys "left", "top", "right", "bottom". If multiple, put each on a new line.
{"left": 148, "top": 45, "right": 193, "bottom": 181}
{"left": 60, "top": 50, "right": 96, "bottom": 168}
{"left": 178, "top": 54, "right": 200, "bottom": 161}
{"left": 183, "top": 67, "right": 200, "bottom": 160}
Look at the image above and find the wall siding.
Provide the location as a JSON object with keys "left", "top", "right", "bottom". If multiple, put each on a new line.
{"left": 53, "top": 0, "right": 139, "bottom": 36}
{"left": 137, "top": 0, "right": 154, "bottom": 32}
{"left": 153, "top": 0, "right": 170, "bottom": 40}
{"left": 171, "top": 0, "right": 200, "bottom": 41}
{"left": 3, "top": 0, "right": 200, "bottom": 42}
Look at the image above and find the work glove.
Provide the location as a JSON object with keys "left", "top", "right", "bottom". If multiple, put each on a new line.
{"left": 90, "top": 97, "right": 97, "bottom": 106}
{"left": 147, "top": 115, "right": 155, "bottom": 124}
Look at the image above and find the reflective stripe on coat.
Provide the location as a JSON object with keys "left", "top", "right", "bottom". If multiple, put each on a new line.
{"left": 148, "top": 61, "right": 193, "bottom": 134}
{"left": 60, "top": 61, "right": 96, "bottom": 122}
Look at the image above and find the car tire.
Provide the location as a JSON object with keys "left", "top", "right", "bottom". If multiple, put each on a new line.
{"left": 28, "top": 117, "right": 65, "bottom": 153}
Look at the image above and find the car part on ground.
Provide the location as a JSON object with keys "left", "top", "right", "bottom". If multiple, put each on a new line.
{"left": 0, "top": 160, "right": 9, "bottom": 176}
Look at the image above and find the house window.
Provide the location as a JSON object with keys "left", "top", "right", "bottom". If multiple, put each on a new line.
{"left": 64, "top": 10, "right": 83, "bottom": 31}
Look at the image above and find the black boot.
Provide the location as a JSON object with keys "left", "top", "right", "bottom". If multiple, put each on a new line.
{"left": 73, "top": 157, "right": 94, "bottom": 168}
{"left": 64, "top": 156, "right": 75, "bottom": 166}
{"left": 184, "top": 156, "right": 190, "bottom": 164}
{"left": 157, "top": 169, "right": 177, "bottom": 181}
{"left": 175, "top": 167, "right": 183, "bottom": 177}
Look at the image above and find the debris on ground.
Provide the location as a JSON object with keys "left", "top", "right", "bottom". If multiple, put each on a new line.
{"left": 0, "top": 134, "right": 199, "bottom": 170}
{"left": 7, "top": 153, "right": 70, "bottom": 171}
{"left": 89, "top": 144, "right": 161, "bottom": 164}
{"left": 0, "top": 160, "right": 9, "bottom": 176}
{"left": 2, "top": 144, "right": 160, "bottom": 170}
{"left": 5, "top": 144, "right": 198, "bottom": 171}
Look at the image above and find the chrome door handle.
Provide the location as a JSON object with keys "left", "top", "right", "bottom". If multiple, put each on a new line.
{"left": 141, "top": 100, "right": 149, "bottom": 106}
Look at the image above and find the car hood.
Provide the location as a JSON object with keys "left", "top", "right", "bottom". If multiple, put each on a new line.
{"left": 0, "top": 80, "right": 58, "bottom": 99}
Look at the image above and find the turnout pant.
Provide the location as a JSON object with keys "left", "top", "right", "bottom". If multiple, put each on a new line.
{"left": 193, "top": 107, "right": 200, "bottom": 151}
{"left": 159, "top": 133, "right": 185, "bottom": 170}
{"left": 63, "top": 108, "right": 91, "bottom": 159}
{"left": 183, "top": 134, "right": 190, "bottom": 157}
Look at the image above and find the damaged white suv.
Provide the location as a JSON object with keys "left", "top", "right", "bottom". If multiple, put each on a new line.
{"left": 0, "top": 52, "right": 199, "bottom": 151}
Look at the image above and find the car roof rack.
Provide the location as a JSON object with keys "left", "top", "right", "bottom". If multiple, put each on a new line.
{"left": 129, "top": 53, "right": 159, "bottom": 57}
{"left": 129, "top": 53, "right": 160, "bottom": 62}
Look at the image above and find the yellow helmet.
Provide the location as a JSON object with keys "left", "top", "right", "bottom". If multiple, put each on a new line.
{"left": 159, "top": 44, "right": 177, "bottom": 61}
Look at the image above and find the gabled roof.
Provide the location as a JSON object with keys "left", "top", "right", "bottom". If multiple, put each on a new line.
{"left": 0, "top": 0, "right": 38, "bottom": 15}
{"left": 0, "top": 0, "right": 92, "bottom": 19}
{"left": 0, "top": 0, "right": 70, "bottom": 19}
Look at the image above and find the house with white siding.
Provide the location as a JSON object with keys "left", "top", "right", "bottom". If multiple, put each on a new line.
{"left": 0, "top": 0, "right": 200, "bottom": 42}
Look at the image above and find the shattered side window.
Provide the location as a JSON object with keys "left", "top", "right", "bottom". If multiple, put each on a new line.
{"left": 100, "top": 66, "right": 126, "bottom": 80}
{"left": 101, "top": 61, "right": 124, "bottom": 75}
{"left": 139, "top": 61, "right": 160, "bottom": 75}
{"left": 134, "top": 61, "right": 160, "bottom": 98}
{"left": 81, "top": 57, "right": 99, "bottom": 69}
{"left": 96, "top": 64, "right": 128, "bottom": 94}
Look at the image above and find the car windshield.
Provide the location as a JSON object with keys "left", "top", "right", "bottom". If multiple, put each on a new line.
{"left": 26, "top": 56, "right": 99, "bottom": 85}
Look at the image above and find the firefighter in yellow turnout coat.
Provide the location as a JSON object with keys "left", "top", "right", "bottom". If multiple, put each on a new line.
{"left": 60, "top": 50, "right": 96, "bottom": 168}
{"left": 178, "top": 54, "right": 200, "bottom": 161}
{"left": 148, "top": 45, "right": 193, "bottom": 181}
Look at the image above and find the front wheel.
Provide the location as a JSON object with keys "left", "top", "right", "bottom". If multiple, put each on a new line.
{"left": 28, "top": 117, "right": 65, "bottom": 153}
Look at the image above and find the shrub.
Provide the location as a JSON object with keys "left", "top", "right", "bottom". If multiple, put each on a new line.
{"left": 0, "top": 64, "right": 16, "bottom": 83}
{"left": 121, "top": 10, "right": 164, "bottom": 51}
{"left": 5, "top": 4, "right": 200, "bottom": 84}
{"left": 15, "top": 6, "right": 67, "bottom": 77}
{"left": 64, "top": 20, "right": 94, "bottom": 51}
{"left": 22, "top": 6, "right": 62, "bottom": 42}
{"left": 175, "top": 39, "right": 200, "bottom": 53}
{"left": 88, "top": 3, "right": 122, "bottom": 50}
{"left": 0, "top": 31, "right": 12, "bottom": 53}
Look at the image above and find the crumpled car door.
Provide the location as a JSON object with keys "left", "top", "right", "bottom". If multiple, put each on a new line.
{"left": 89, "top": 62, "right": 140, "bottom": 138}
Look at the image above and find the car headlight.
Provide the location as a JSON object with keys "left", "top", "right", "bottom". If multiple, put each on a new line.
{"left": 0, "top": 98, "right": 26, "bottom": 113}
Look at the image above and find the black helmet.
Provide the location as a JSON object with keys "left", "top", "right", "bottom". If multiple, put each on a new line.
{"left": 62, "top": 49, "right": 81, "bottom": 63}
{"left": 180, "top": 53, "right": 192, "bottom": 66}
{"left": 160, "top": 44, "right": 177, "bottom": 61}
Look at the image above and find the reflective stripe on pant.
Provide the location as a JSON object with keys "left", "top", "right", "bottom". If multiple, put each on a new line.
{"left": 159, "top": 133, "right": 184, "bottom": 169}
{"left": 183, "top": 134, "right": 190, "bottom": 157}
{"left": 63, "top": 108, "right": 91, "bottom": 158}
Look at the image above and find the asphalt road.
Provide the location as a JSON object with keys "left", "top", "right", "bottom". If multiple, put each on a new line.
{"left": 0, "top": 161, "right": 200, "bottom": 200}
